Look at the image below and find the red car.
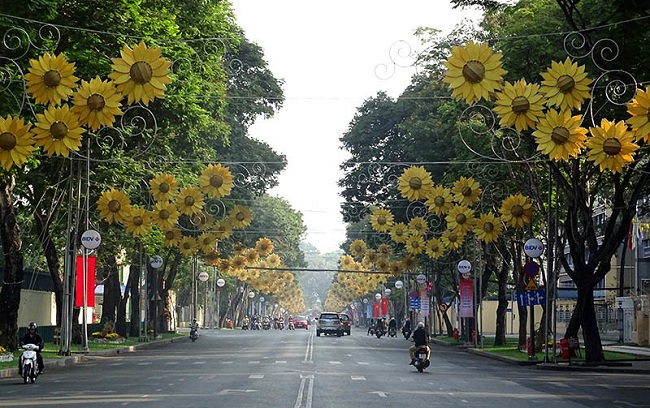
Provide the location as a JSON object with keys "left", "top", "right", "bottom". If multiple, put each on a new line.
{"left": 294, "top": 316, "right": 309, "bottom": 330}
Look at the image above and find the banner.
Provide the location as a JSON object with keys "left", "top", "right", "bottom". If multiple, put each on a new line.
{"left": 373, "top": 302, "right": 380, "bottom": 318}
{"left": 420, "top": 290, "right": 429, "bottom": 316}
{"left": 366, "top": 303, "right": 372, "bottom": 318}
{"left": 75, "top": 255, "right": 96, "bottom": 308}
{"left": 459, "top": 279, "right": 474, "bottom": 318}
{"left": 381, "top": 298, "right": 388, "bottom": 316}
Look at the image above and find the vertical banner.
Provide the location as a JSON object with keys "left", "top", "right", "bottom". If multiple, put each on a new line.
{"left": 75, "top": 255, "right": 96, "bottom": 307}
{"left": 366, "top": 303, "right": 373, "bottom": 318}
{"left": 373, "top": 302, "right": 380, "bottom": 318}
{"left": 381, "top": 298, "right": 388, "bottom": 316}
{"left": 420, "top": 290, "right": 430, "bottom": 316}
{"left": 459, "top": 280, "right": 474, "bottom": 317}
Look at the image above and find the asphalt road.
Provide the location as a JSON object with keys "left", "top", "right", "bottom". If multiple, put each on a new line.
{"left": 0, "top": 327, "right": 648, "bottom": 407}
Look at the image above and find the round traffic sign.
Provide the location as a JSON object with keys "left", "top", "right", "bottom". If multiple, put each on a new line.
{"left": 259, "top": 296, "right": 265, "bottom": 302}
{"left": 375, "top": 293, "right": 382, "bottom": 300}
{"left": 457, "top": 260, "right": 472, "bottom": 274}
{"left": 438, "top": 303, "right": 448, "bottom": 313}
{"left": 80, "top": 229, "right": 101, "bottom": 249}
{"left": 216, "top": 278, "right": 226, "bottom": 287}
{"left": 198, "top": 271, "right": 209, "bottom": 282}
{"left": 416, "top": 274, "right": 426, "bottom": 284}
{"left": 394, "top": 280, "right": 403, "bottom": 289}
{"left": 523, "top": 260, "right": 540, "bottom": 277}
{"left": 149, "top": 255, "right": 163, "bottom": 269}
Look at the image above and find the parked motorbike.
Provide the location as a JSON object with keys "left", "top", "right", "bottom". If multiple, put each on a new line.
{"left": 413, "top": 345, "right": 431, "bottom": 373}
{"left": 20, "top": 344, "right": 39, "bottom": 384}
{"left": 189, "top": 328, "right": 199, "bottom": 342}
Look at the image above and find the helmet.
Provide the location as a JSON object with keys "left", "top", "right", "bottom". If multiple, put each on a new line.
{"left": 417, "top": 321, "right": 425, "bottom": 329}
{"left": 28, "top": 322, "right": 37, "bottom": 330}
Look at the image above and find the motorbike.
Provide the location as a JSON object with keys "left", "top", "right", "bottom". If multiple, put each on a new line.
{"left": 402, "top": 328, "right": 411, "bottom": 339}
{"left": 375, "top": 326, "right": 385, "bottom": 338}
{"left": 413, "top": 345, "right": 431, "bottom": 372}
{"left": 20, "top": 344, "right": 40, "bottom": 384}
{"left": 189, "top": 327, "right": 199, "bottom": 342}
{"left": 262, "top": 319, "right": 271, "bottom": 330}
{"left": 242, "top": 320, "right": 250, "bottom": 330}
{"left": 287, "top": 321, "right": 295, "bottom": 330}
{"left": 387, "top": 327, "right": 397, "bottom": 337}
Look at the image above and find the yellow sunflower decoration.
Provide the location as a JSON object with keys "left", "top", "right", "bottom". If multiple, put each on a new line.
{"left": 425, "top": 237, "right": 445, "bottom": 259}
{"left": 213, "top": 219, "right": 233, "bottom": 240}
{"left": 266, "top": 253, "right": 281, "bottom": 267}
{"left": 229, "top": 205, "right": 253, "bottom": 229}
{"left": 255, "top": 237, "right": 274, "bottom": 256}
{"left": 176, "top": 186, "right": 205, "bottom": 216}
{"left": 123, "top": 206, "right": 151, "bottom": 238}
{"left": 97, "top": 188, "right": 131, "bottom": 224}
{"left": 198, "top": 232, "right": 217, "bottom": 254}
{"left": 161, "top": 228, "right": 181, "bottom": 248}
{"left": 178, "top": 236, "right": 198, "bottom": 256}
{"left": 441, "top": 229, "right": 464, "bottom": 251}
{"left": 389, "top": 222, "right": 410, "bottom": 243}
{"left": 443, "top": 41, "right": 507, "bottom": 104}
{"left": 425, "top": 185, "right": 454, "bottom": 215}
{"left": 244, "top": 249, "right": 259, "bottom": 265}
{"left": 71, "top": 77, "right": 122, "bottom": 131}
{"left": 405, "top": 234, "right": 425, "bottom": 255}
{"left": 532, "top": 109, "right": 587, "bottom": 161}
{"left": 0, "top": 115, "right": 35, "bottom": 170}
{"left": 199, "top": 164, "right": 234, "bottom": 198}
{"left": 499, "top": 194, "right": 534, "bottom": 229}
{"left": 25, "top": 53, "right": 78, "bottom": 106}
{"left": 389, "top": 261, "right": 403, "bottom": 275}
{"left": 149, "top": 173, "right": 178, "bottom": 202}
{"left": 452, "top": 177, "right": 481, "bottom": 206}
{"left": 191, "top": 212, "right": 213, "bottom": 231}
{"left": 586, "top": 119, "right": 638, "bottom": 173}
{"left": 370, "top": 208, "right": 394, "bottom": 233}
{"left": 362, "top": 249, "right": 379, "bottom": 268}
{"left": 474, "top": 212, "right": 503, "bottom": 243}
{"left": 375, "top": 258, "right": 390, "bottom": 273}
{"left": 401, "top": 254, "right": 417, "bottom": 271}
{"left": 408, "top": 216, "right": 428, "bottom": 236}
{"left": 218, "top": 258, "right": 232, "bottom": 274}
{"left": 398, "top": 165, "right": 434, "bottom": 202}
{"left": 493, "top": 79, "right": 545, "bottom": 132}
{"left": 109, "top": 41, "right": 172, "bottom": 106}
{"left": 33, "top": 104, "right": 84, "bottom": 157}
{"left": 540, "top": 57, "right": 592, "bottom": 112}
{"left": 377, "top": 243, "right": 392, "bottom": 259}
{"left": 203, "top": 249, "right": 221, "bottom": 266}
{"left": 626, "top": 86, "right": 650, "bottom": 143}
{"left": 349, "top": 239, "right": 367, "bottom": 258}
{"left": 340, "top": 254, "right": 355, "bottom": 269}
{"left": 445, "top": 205, "right": 475, "bottom": 235}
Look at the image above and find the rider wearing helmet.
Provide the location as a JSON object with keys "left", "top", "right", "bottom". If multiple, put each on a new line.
{"left": 408, "top": 321, "right": 430, "bottom": 365}
{"left": 19, "top": 322, "right": 45, "bottom": 375}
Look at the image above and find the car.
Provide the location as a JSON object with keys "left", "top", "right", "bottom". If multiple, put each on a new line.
{"left": 294, "top": 316, "right": 309, "bottom": 330}
{"left": 338, "top": 313, "right": 351, "bottom": 335}
{"left": 316, "top": 312, "right": 343, "bottom": 337}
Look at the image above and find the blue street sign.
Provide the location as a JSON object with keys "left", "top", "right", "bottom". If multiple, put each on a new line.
{"left": 410, "top": 298, "right": 421, "bottom": 309}
{"left": 516, "top": 289, "right": 546, "bottom": 306}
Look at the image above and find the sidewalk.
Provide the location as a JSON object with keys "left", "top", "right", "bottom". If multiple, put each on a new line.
{"left": 0, "top": 336, "right": 185, "bottom": 379}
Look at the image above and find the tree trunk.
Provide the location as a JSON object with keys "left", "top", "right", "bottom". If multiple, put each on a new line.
{"left": 0, "top": 176, "right": 24, "bottom": 351}
{"left": 128, "top": 260, "right": 141, "bottom": 338}
{"left": 33, "top": 210, "right": 64, "bottom": 327}
{"left": 565, "top": 282, "right": 604, "bottom": 363}
{"left": 115, "top": 268, "right": 135, "bottom": 338}
{"left": 442, "top": 311, "right": 453, "bottom": 336}
{"left": 100, "top": 258, "right": 120, "bottom": 325}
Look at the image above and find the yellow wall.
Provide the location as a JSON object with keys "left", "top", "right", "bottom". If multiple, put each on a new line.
{"left": 18, "top": 290, "right": 56, "bottom": 327}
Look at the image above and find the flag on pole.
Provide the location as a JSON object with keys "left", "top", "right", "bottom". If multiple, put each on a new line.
{"left": 628, "top": 221, "right": 636, "bottom": 250}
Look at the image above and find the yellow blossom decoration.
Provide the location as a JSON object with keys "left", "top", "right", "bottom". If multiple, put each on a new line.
{"left": 71, "top": 77, "right": 122, "bottom": 131}
{"left": 408, "top": 216, "right": 428, "bottom": 236}
{"left": 452, "top": 177, "right": 481, "bottom": 206}
{"left": 340, "top": 255, "right": 354, "bottom": 269}
{"left": 474, "top": 212, "right": 502, "bottom": 243}
{"left": 443, "top": 41, "right": 507, "bottom": 104}
{"left": 349, "top": 239, "right": 367, "bottom": 258}
{"left": 493, "top": 79, "right": 545, "bottom": 132}
{"left": 176, "top": 186, "right": 204, "bottom": 216}
{"left": 25, "top": 53, "right": 78, "bottom": 106}
{"left": 532, "top": 109, "right": 587, "bottom": 161}
{"left": 425, "top": 185, "right": 454, "bottom": 215}
{"left": 229, "top": 205, "right": 252, "bottom": 229}
{"left": 198, "top": 232, "right": 217, "bottom": 254}
{"left": 540, "top": 57, "right": 592, "bottom": 112}
{"left": 33, "top": 104, "right": 84, "bottom": 157}
{"left": 586, "top": 119, "right": 639, "bottom": 173}
{"left": 405, "top": 234, "right": 425, "bottom": 255}
{"left": 626, "top": 86, "right": 650, "bottom": 143}
{"left": 425, "top": 238, "right": 445, "bottom": 259}
{"left": 390, "top": 222, "right": 410, "bottom": 244}
{"left": 370, "top": 208, "right": 394, "bottom": 232}
{"left": 123, "top": 206, "right": 151, "bottom": 237}
{"left": 0, "top": 115, "right": 35, "bottom": 170}
{"left": 178, "top": 236, "right": 198, "bottom": 256}
{"left": 266, "top": 253, "right": 281, "bottom": 267}
{"left": 97, "top": 188, "right": 131, "bottom": 224}
{"left": 401, "top": 254, "right": 417, "bottom": 271}
{"left": 150, "top": 201, "right": 179, "bottom": 230}
{"left": 213, "top": 219, "right": 233, "bottom": 240}
{"left": 441, "top": 229, "right": 464, "bottom": 251}
{"left": 398, "top": 165, "right": 434, "bottom": 202}
{"left": 162, "top": 228, "right": 181, "bottom": 248}
{"left": 446, "top": 205, "right": 475, "bottom": 235}
{"left": 109, "top": 41, "right": 172, "bottom": 105}
{"left": 255, "top": 238, "right": 274, "bottom": 256}
{"left": 499, "top": 194, "right": 534, "bottom": 229}
{"left": 149, "top": 173, "right": 178, "bottom": 202}
{"left": 199, "top": 164, "right": 234, "bottom": 198}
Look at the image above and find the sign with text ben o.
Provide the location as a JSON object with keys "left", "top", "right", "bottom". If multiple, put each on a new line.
{"left": 459, "top": 280, "right": 474, "bottom": 318}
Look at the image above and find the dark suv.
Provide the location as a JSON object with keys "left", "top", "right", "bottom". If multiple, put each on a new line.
{"left": 316, "top": 312, "right": 343, "bottom": 337}
{"left": 338, "top": 313, "right": 351, "bottom": 335}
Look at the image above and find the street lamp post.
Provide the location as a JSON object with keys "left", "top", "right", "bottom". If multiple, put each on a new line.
{"left": 248, "top": 291, "right": 255, "bottom": 321}
{"left": 216, "top": 278, "right": 225, "bottom": 328}
{"left": 198, "top": 270, "right": 210, "bottom": 328}
{"left": 524, "top": 237, "right": 544, "bottom": 360}
{"left": 457, "top": 260, "right": 473, "bottom": 344}
{"left": 149, "top": 255, "right": 163, "bottom": 339}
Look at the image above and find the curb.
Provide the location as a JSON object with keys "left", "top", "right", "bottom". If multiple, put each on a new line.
{"left": 0, "top": 336, "right": 183, "bottom": 379}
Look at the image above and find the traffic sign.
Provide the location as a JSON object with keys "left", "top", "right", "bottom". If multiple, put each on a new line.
{"left": 523, "top": 260, "right": 539, "bottom": 278}
{"left": 516, "top": 289, "right": 546, "bottom": 306}
{"left": 525, "top": 279, "right": 539, "bottom": 291}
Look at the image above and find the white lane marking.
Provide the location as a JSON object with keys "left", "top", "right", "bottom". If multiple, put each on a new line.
{"left": 294, "top": 375, "right": 314, "bottom": 408}
{"left": 109, "top": 363, "right": 124, "bottom": 366}
{"left": 221, "top": 361, "right": 233, "bottom": 364}
{"left": 351, "top": 376, "right": 366, "bottom": 381}
{"left": 303, "top": 334, "right": 314, "bottom": 363}
{"left": 137, "top": 362, "right": 151, "bottom": 366}
{"left": 192, "top": 361, "right": 206, "bottom": 365}
{"left": 370, "top": 391, "right": 388, "bottom": 398}
{"left": 249, "top": 374, "right": 264, "bottom": 379}
{"left": 249, "top": 361, "right": 260, "bottom": 364}
{"left": 358, "top": 362, "right": 369, "bottom": 365}
{"left": 276, "top": 361, "right": 287, "bottom": 364}
{"left": 165, "top": 362, "right": 178, "bottom": 365}
{"left": 329, "top": 361, "right": 342, "bottom": 364}
{"left": 217, "top": 389, "right": 257, "bottom": 395}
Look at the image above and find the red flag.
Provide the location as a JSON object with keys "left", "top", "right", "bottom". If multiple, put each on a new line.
{"left": 373, "top": 302, "right": 380, "bottom": 318}
{"left": 75, "top": 255, "right": 96, "bottom": 307}
{"left": 381, "top": 298, "right": 388, "bottom": 316}
{"left": 628, "top": 222, "right": 636, "bottom": 250}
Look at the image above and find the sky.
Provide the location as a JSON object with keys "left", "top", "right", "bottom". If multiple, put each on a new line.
{"left": 230, "top": 1, "right": 480, "bottom": 254}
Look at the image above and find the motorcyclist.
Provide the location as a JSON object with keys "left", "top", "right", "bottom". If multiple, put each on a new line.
{"left": 367, "top": 319, "right": 374, "bottom": 335}
{"left": 242, "top": 316, "right": 250, "bottom": 329}
{"left": 409, "top": 321, "right": 430, "bottom": 365}
{"left": 189, "top": 318, "right": 199, "bottom": 338}
{"left": 388, "top": 317, "right": 397, "bottom": 335}
{"left": 402, "top": 318, "right": 412, "bottom": 339}
{"left": 375, "top": 317, "right": 385, "bottom": 334}
{"left": 19, "top": 322, "right": 44, "bottom": 375}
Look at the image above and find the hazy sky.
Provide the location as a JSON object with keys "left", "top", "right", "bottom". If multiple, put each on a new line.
{"left": 230, "top": 1, "right": 479, "bottom": 253}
